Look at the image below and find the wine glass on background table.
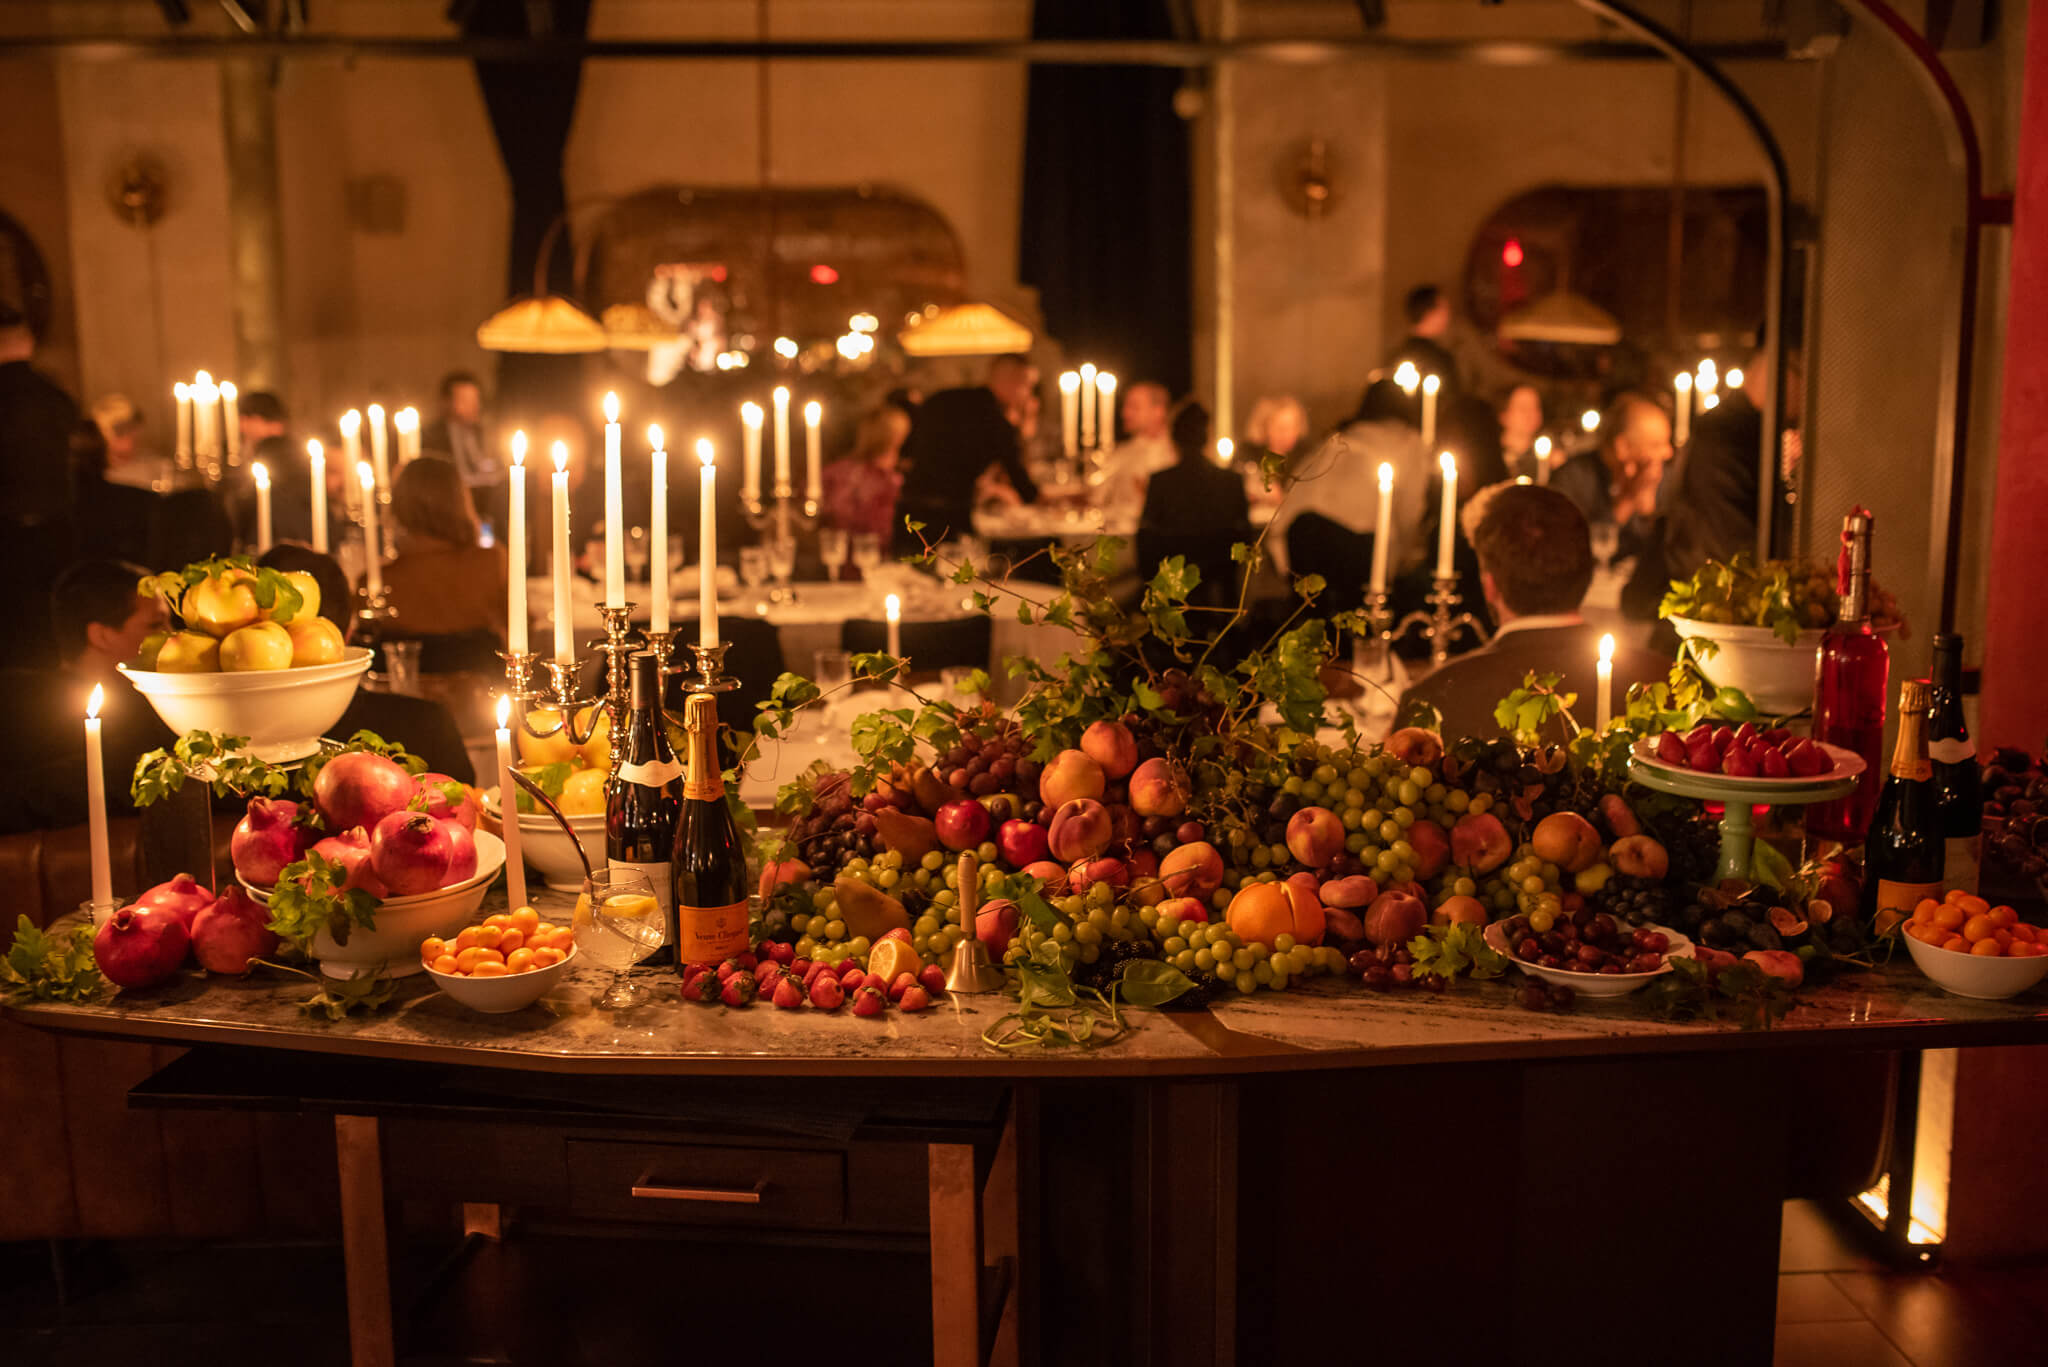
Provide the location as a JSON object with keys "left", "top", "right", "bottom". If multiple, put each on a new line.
{"left": 819, "top": 527, "right": 849, "bottom": 583}
{"left": 572, "top": 868, "right": 665, "bottom": 1009}
{"left": 625, "top": 525, "right": 650, "bottom": 586}
{"left": 766, "top": 534, "right": 797, "bottom": 602}
{"left": 850, "top": 532, "right": 883, "bottom": 581}
{"left": 738, "top": 545, "right": 769, "bottom": 601}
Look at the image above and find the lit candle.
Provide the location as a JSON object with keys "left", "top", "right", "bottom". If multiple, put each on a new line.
{"left": 252, "top": 461, "right": 272, "bottom": 552}
{"left": 1420, "top": 373, "right": 1440, "bottom": 450}
{"left": 85, "top": 685, "right": 110, "bottom": 910}
{"left": 885, "top": 592, "right": 902, "bottom": 659}
{"left": 358, "top": 462, "right": 382, "bottom": 599}
{"left": 367, "top": 403, "right": 389, "bottom": 500}
{"left": 1673, "top": 372, "right": 1693, "bottom": 447}
{"left": 1533, "top": 434, "right": 1552, "bottom": 486}
{"left": 1096, "top": 372, "right": 1117, "bottom": 453}
{"left": 1435, "top": 450, "right": 1458, "bottom": 579}
{"left": 741, "top": 401, "right": 764, "bottom": 506}
{"left": 1581, "top": 409, "right": 1600, "bottom": 434}
{"left": 307, "top": 438, "right": 328, "bottom": 552}
{"left": 1726, "top": 367, "right": 1745, "bottom": 391}
{"left": 1394, "top": 361, "right": 1419, "bottom": 396}
{"left": 174, "top": 382, "right": 193, "bottom": 467}
{"left": 394, "top": 406, "right": 420, "bottom": 465}
{"left": 1701, "top": 393, "right": 1720, "bottom": 411}
{"left": 494, "top": 694, "right": 527, "bottom": 912}
{"left": 803, "top": 400, "right": 822, "bottom": 508}
{"left": 697, "top": 439, "right": 719, "bottom": 648}
{"left": 1214, "top": 437, "right": 1233, "bottom": 468}
{"left": 648, "top": 426, "right": 669, "bottom": 634}
{"left": 1596, "top": 633, "right": 1615, "bottom": 730}
{"left": 193, "top": 372, "right": 217, "bottom": 460}
{"left": 220, "top": 381, "right": 240, "bottom": 461}
{"left": 339, "top": 408, "right": 363, "bottom": 520}
{"left": 1079, "top": 362, "right": 1098, "bottom": 449}
{"left": 1058, "top": 371, "right": 1079, "bottom": 458}
{"left": 602, "top": 392, "right": 624, "bottom": 607}
{"left": 551, "top": 443, "right": 573, "bottom": 668}
{"left": 1370, "top": 462, "right": 1394, "bottom": 594}
{"left": 507, "top": 432, "right": 528, "bottom": 654}
{"left": 771, "top": 386, "right": 792, "bottom": 498}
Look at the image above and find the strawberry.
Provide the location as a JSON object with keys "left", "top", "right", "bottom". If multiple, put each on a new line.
{"left": 1759, "top": 746, "right": 1790, "bottom": 779}
{"left": 918, "top": 965, "right": 947, "bottom": 996}
{"left": 766, "top": 942, "right": 795, "bottom": 966}
{"left": 808, "top": 976, "right": 845, "bottom": 1011}
{"left": 720, "top": 973, "right": 757, "bottom": 1008}
{"left": 681, "top": 971, "right": 718, "bottom": 1003}
{"left": 898, "top": 986, "right": 932, "bottom": 1012}
{"left": 1653, "top": 732, "right": 1687, "bottom": 766}
{"left": 880, "top": 927, "right": 912, "bottom": 944}
{"left": 832, "top": 959, "right": 860, "bottom": 980}
{"left": 852, "top": 985, "right": 887, "bottom": 1017}
{"left": 888, "top": 972, "right": 916, "bottom": 1003}
{"left": 1721, "top": 747, "right": 1758, "bottom": 778}
{"left": 771, "top": 976, "right": 805, "bottom": 1009}
{"left": 841, "top": 969, "right": 867, "bottom": 992}
{"left": 757, "top": 965, "right": 787, "bottom": 997}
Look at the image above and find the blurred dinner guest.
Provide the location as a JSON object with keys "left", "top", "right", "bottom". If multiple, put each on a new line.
{"left": 1238, "top": 393, "right": 1308, "bottom": 501}
{"left": 87, "top": 394, "right": 168, "bottom": 490}
{"left": 1267, "top": 382, "right": 1425, "bottom": 613}
{"left": 376, "top": 456, "right": 508, "bottom": 645}
{"left": 1384, "top": 284, "right": 1461, "bottom": 395}
{"left": 0, "top": 560, "right": 174, "bottom": 834}
{"left": 1101, "top": 381, "right": 1175, "bottom": 505}
{"left": 1498, "top": 384, "right": 1546, "bottom": 480}
{"left": 896, "top": 354, "right": 1040, "bottom": 549}
{"left": 67, "top": 397, "right": 158, "bottom": 564}
{"left": 1138, "top": 402, "right": 1252, "bottom": 609}
{"left": 230, "top": 390, "right": 318, "bottom": 548}
{"left": 0, "top": 304, "right": 81, "bottom": 667}
{"left": 1400, "top": 484, "right": 1670, "bottom": 740}
{"left": 422, "top": 370, "right": 504, "bottom": 539}
{"left": 822, "top": 404, "right": 911, "bottom": 540}
{"left": 1549, "top": 392, "right": 1670, "bottom": 560}
{"left": 262, "top": 543, "right": 476, "bottom": 780}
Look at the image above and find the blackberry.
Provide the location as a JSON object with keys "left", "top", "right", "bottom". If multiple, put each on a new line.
{"left": 1075, "top": 936, "right": 1160, "bottom": 992}
{"left": 1166, "top": 968, "right": 1228, "bottom": 1009}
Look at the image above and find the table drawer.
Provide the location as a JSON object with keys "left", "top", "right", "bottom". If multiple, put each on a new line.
{"left": 564, "top": 1139, "right": 846, "bottom": 1228}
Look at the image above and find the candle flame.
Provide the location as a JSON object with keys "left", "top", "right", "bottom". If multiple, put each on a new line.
{"left": 803, "top": 400, "right": 821, "bottom": 424}
{"left": 220, "top": 380, "right": 237, "bottom": 401}
{"left": 647, "top": 424, "right": 664, "bottom": 452}
{"left": 1534, "top": 434, "right": 1552, "bottom": 457}
{"left": 1079, "top": 362, "right": 1096, "bottom": 381}
{"left": 772, "top": 385, "right": 790, "bottom": 404}
{"left": 1726, "top": 367, "right": 1745, "bottom": 390}
{"left": 773, "top": 337, "right": 798, "bottom": 359}
{"left": 552, "top": 441, "right": 569, "bottom": 473}
{"left": 1439, "top": 450, "right": 1456, "bottom": 477}
{"left": 1581, "top": 410, "right": 1600, "bottom": 432}
{"left": 1702, "top": 393, "right": 1720, "bottom": 410}
{"left": 496, "top": 693, "right": 512, "bottom": 730}
{"left": 884, "top": 593, "right": 901, "bottom": 621}
{"left": 1422, "top": 373, "right": 1441, "bottom": 395}
{"left": 741, "top": 401, "right": 763, "bottom": 427}
{"left": 395, "top": 406, "right": 417, "bottom": 432}
{"left": 195, "top": 369, "right": 212, "bottom": 387}
{"left": 174, "top": 381, "right": 189, "bottom": 400}
{"left": 87, "top": 684, "right": 103, "bottom": 720}
{"left": 510, "top": 430, "right": 527, "bottom": 464}
{"left": 1598, "top": 633, "right": 1615, "bottom": 665}
{"left": 1393, "top": 361, "right": 1419, "bottom": 394}
{"left": 340, "top": 409, "right": 360, "bottom": 434}
{"left": 357, "top": 460, "right": 375, "bottom": 489}
{"left": 1674, "top": 371, "right": 1693, "bottom": 393}
{"left": 252, "top": 461, "right": 269, "bottom": 489}
{"left": 1514, "top": 475, "right": 1533, "bottom": 485}
{"left": 1697, "top": 358, "right": 1718, "bottom": 380}
{"left": 696, "top": 438, "right": 715, "bottom": 467}
{"left": 1215, "top": 437, "right": 1233, "bottom": 466}
{"left": 1378, "top": 461, "right": 1394, "bottom": 491}
{"left": 368, "top": 403, "right": 384, "bottom": 422}
{"left": 603, "top": 392, "right": 619, "bottom": 423}
{"left": 1098, "top": 371, "right": 1116, "bottom": 394}
{"left": 307, "top": 437, "right": 323, "bottom": 462}
{"left": 1059, "top": 371, "right": 1080, "bottom": 393}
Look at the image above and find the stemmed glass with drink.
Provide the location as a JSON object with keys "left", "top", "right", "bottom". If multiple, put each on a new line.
{"left": 766, "top": 534, "right": 797, "bottom": 602}
{"left": 850, "top": 532, "right": 883, "bottom": 581}
{"left": 571, "top": 868, "right": 665, "bottom": 1009}
{"left": 738, "top": 545, "right": 769, "bottom": 602}
{"left": 819, "top": 527, "right": 849, "bottom": 584}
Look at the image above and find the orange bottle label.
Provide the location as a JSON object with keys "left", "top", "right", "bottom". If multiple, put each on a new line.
{"left": 678, "top": 898, "right": 750, "bottom": 964}
{"left": 1873, "top": 878, "right": 1944, "bottom": 932}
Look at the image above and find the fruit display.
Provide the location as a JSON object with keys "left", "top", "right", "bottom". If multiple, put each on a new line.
{"left": 1645, "top": 724, "right": 1835, "bottom": 779}
{"left": 1900, "top": 890, "right": 2046, "bottom": 958}
{"left": 1980, "top": 747, "right": 2048, "bottom": 894}
{"left": 134, "top": 557, "right": 348, "bottom": 673}
{"left": 421, "top": 907, "right": 573, "bottom": 977}
{"left": 1660, "top": 553, "right": 1903, "bottom": 639}
{"left": 1500, "top": 911, "right": 1673, "bottom": 978}
{"left": 508, "top": 707, "right": 612, "bottom": 816}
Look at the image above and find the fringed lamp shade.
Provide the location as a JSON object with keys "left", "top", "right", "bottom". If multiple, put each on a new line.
{"left": 599, "top": 303, "right": 681, "bottom": 352}
{"left": 1498, "top": 292, "right": 1624, "bottom": 347}
{"left": 898, "top": 302, "right": 1033, "bottom": 358}
{"left": 476, "top": 296, "right": 609, "bottom": 354}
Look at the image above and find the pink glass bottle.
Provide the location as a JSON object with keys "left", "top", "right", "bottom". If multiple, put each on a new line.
{"left": 1806, "top": 509, "right": 1889, "bottom": 843}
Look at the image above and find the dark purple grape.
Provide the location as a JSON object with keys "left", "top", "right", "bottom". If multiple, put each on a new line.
{"left": 1518, "top": 984, "right": 1551, "bottom": 1012}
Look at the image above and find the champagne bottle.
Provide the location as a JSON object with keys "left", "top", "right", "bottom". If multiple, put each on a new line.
{"left": 672, "top": 692, "right": 749, "bottom": 971}
{"left": 1808, "top": 510, "right": 1890, "bottom": 842}
{"left": 1927, "top": 633, "right": 1981, "bottom": 894}
{"left": 605, "top": 651, "right": 682, "bottom": 964}
{"left": 1861, "top": 679, "right": 1943, "bottom": 930}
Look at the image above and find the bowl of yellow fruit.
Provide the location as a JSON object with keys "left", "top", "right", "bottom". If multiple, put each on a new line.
{"left": 119, "top": 558, "right": 368, "bottom": 762}
{"left": 480, "top": 709, "right": 611, "bottom": 892}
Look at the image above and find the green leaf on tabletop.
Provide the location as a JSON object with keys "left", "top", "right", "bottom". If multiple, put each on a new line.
{"left": 956, "top": 668, "right": 991, "bottom": 696}
{"left": 1017, "top": 886, "right": 1060, "bottom": 932}
{"left": 1016, "top": 960, "right": 1077, "bottom": 1009}
{"left": 850, "top": 651, "right": 894, "bottom": 681}
{"left": 1117, "top": 959, "right": 1196, "bottom": 1007}
{"left": 1017, "top": 599, "right": 1035, "bottom": 625}
{"left": 512, "top": 761, "right": 572, "bottom": 813}
{"left": 256, "top": 959, "right": 399, "bottom": 1020}
{"left": 2, "top": 915, "right": 104, "bottom": 1003}
{"left": 1230, "top": 540, "right": 1253, "bottom": 564}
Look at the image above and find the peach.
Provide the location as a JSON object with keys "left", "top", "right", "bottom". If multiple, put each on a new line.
{"left": 1283, "top": 872, "right": 1327, "bottom": 946}
{"left": 1531, "top": 811, "right": 1603, "bottom": 874}
{"left": 1285, "top": 807, "right": 1348, "bottom": 869}
{"left": 1067, "top": 857, "right": 1128, "bottom": 893}
{"left": 1047, "top": 798, "right": 1114, "bottom": 863}
{"left": 1407, "top": 820, "right": 1452, "bottom": 881}
{"left": 1020, "top": 860, "right": 1068, "bottom": 890}
{"left": 1157, "top": 895, "right": 1211, "bottom": 925}
{"left": 1038, "top": 749, "right": 1106, "bottom": 809}
{"left": 1385, "top": 726, "right": 1444, "bottom": 769}
{"left": 1450, "top": 812, "right": 1512, "bottom": 874}
{"left": 1080, "top": 720, "right": 1139, "bottom": 779}
{"left": 975, "top": 899, "right": 1020, "bottom": 955}
{"left": 1433, "top": 894, "right": 1489, "bottom": 928}
{"left": 1743, "top": 948, "right": 1804, "bottom": 988}
{"left": 1363, "top": 890, "right": 1428, "bottom": 947}
{"left": 1317, "top": 874, "right": 1380, "bottom": 910}
{"left": 1609, "top": 835, "right": 1671, "bottom": 881}
{"left": 1159, "top": 841, "right": 1225, "bottom": 901}
{"left": 1227, "top": 879, "right": 1323, "bottom": 949}
{"left": 757, "top": 858, "right": 813, "bottom": 902}
{"left": 1598, "top": 793, "right": 1641, "bottom": 839}
{"left": 1322, "top": 905, "right": 1365, "bottom": 943}
{"left": 1128, "top": 757, "right": 1189, "bottom": 818}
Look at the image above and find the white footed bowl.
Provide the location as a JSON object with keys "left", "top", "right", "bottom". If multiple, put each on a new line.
{"left": 120, "top": 647, "right": 373, "bottom": 762}
{"left": 1666, "top": 618, "right": 1823, "bottom": 716}
{"left": 485, "top": 790, "right": 603, "bottom": 893}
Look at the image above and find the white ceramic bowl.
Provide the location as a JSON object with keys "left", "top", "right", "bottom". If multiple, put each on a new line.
{"left": 425, "top": 940, "right": 579, "bottom": 1014}
{"left": 119, "top": 646, "right": 373, "bottom": 762}
{"left": 1903, "top": 932, "right": 2048, "bottom": 1001}
{"left": 1484, "top": 919, "right": 1695, "bottom": 998}
{"left": 484, "top": 789, "right": 602, "bottom": 892}
{"left": 1666, "top": 618, "right": 1823, "bottom": 716}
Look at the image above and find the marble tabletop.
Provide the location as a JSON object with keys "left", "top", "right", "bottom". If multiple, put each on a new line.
{"left": 15, "top": 891, "right": 2048, "bottom": 1077}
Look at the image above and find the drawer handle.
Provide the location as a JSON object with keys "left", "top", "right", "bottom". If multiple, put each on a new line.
{"left": 630, "top": 1178, "right": 766, "bottom": 1205}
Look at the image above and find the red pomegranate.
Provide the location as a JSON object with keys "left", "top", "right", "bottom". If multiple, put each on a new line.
{"left": 417, "top": 775, "right": 479, "bottom": 831}
{"left": 308, "top": 827, "right": 389, "bottom": 899}
{"left": 440, "top": 820, "right": 478, "bottom": 884}
{"left": 93, "top": 904, "right": 190, "bottom": 990}
{"left": 313, "top": 751, "right": 417, "bottom": 835}
{"left": 131, "top": 873, "right": 216, "bottom": 934}
{"left": 370, "top": 810, "right": 454, "bottom": 896}
{"left": 189, "top": 887, "right": 280, "bottom": 976}
{"left": 231, "top": 797, "right": 309, "bottom": 887}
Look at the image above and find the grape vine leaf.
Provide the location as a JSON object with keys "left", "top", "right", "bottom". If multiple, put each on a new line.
{"left": 2, "top": 915, "right": 103, "bottom": 1003}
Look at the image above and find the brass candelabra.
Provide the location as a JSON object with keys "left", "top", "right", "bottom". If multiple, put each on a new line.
{"left": 1386, "top": 574, "right": 1490, "bottom": 670}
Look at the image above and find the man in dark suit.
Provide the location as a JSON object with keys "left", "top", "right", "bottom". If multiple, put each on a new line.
{"left": 0, "top": 305, "right": 80, "bottom": 666}
{"left": 1383, "top": 284, "right": 1461, "bottom": 396}
{"left": 1400, "top": 482, "right": 1672, "bottom": 741}
{"left": 895, "top": 354, "right": 1040, "bottom": 550}
{"left": 421, "top": 370, "right": 503, "bottom": 539}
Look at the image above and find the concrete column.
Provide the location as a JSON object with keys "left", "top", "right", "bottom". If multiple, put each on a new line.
{"left": 220, "top": 56, "right": 287, "bottom": 394}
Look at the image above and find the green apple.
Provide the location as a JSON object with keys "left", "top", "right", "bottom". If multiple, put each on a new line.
{"left": 155, "top": 630, "right": 221, "bottom": 673}
{"left": 285, "top": 615, "right": 346, "bottom": 666}
{"left": 134, "top": 630, "right": 168, "bottom": 670}
{"left": 183, "top": 570, "right": 260, "bottom": 637}
{"left": 219, "top": 621, "right": 294, "bottom": 672}
{"left": 269, "top": 569, "right": 321, "bottom": 622}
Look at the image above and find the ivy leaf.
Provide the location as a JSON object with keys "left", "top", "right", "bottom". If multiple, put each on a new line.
{"left": 1117, "top": 959, "right": 1195, "bottom": 1007}
{"left": 2, "top": 915, "right": 104, "bottom": 1003}
{"left": 266, "top": 852, "right": 381, "bottom": 955}
{"left": 1132, "top": 678, "right": 1165, "bottom": 712}
{"left": 950, "top": 560, "right": 977, "bottom": 585}
{"left": 1016, "top": 960, "right": 1076, "bottom": 1009}
{"left": 1017, "top": 886, "right": 1060, "bottom": 932}
{"left": 511, "top": 761, "right": 573, "bottom": 813}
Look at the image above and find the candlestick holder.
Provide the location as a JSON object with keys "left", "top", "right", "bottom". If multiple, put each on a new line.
{"left": 501, "top": 648, "right": 606, "bottom": 747}
{"left": 642, "top": 628, "right": 679, "bottom": 684}
{"left": 593, "top": 604, "right": 642, "bottom": 778}
{"left": 685, "top": 640, "right": 741, "bottom": 694}
{"left": 1349, "top": 589, "right": 1397, "bottom": 683}
{"left": 1390, "top": 574, "right": 1490, "bottom": 670}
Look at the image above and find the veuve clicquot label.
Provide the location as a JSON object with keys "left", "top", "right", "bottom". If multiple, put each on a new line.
{"left": 1873, "top": 878, "right": 1944, "bottom": 927}
{"left": 677, "top": 899, "right": 749, "bottom": 964}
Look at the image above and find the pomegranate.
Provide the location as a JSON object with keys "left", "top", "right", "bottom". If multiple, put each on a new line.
{"left": 440, "top": 819, "right": 478, "bottom": 884}
{"left": 190, "top": 887, "right": 280, "bottom": 976}
{"left": 370, "top": 810, "right": 454, "bottom": 896}
{"left": 131, "top": 873, "right": 216, "bottom": 934}
{"left": 308, "top": 827, "right": 390, "bottom": 899}
{"left": 313, "top": 751, "right": 418, "bottom": 835}
{"left": 93, "top": 904, "right": 190, "bottom": 989}
{"left": 231, "top": 797, "right": 310, "bottom": 887}
{"left": 417, "top": 774, "right": 478, "bottom": 830}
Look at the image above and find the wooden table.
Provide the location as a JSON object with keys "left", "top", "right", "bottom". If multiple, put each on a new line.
{"left": 14, "top": 905, "right": 2048, "bottom": 1367}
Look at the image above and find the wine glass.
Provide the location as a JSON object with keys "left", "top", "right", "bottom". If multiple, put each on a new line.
{"left": 625, "top": 525, "right": 650, "bottom": 585}
{"left": 766, "top": 534, "right": 797, "bottom": 600}
{"left": 738, "top": 545, "right": 769, "bottom": 597}
{"left": 571, "top": 869, "right": 666, "bottom": 1009}
{"left": 1589, "top": 520, "right": 1621, "bottom": 567}
{"left": 850, "top": 532, "right": 883, "bottom": 579}
{"left": 818, "top": 527, "right": 849, "bottom": 583}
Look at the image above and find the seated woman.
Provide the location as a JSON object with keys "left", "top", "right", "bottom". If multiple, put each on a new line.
{"left": 1239, "top": 393, "right": 1308, "bottom": 505}
{"left": 1137, "top": 403, "right": 1251, "bottom": 610}
{"left": 821, "top": 404, "right": 911, "bottom": 539}
{"left": 375, "top": 456, "right": 508, "bottom": 649}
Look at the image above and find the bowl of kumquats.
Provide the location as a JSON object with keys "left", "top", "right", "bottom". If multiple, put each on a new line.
{"left": 1901, "top": 890, "right": 2048, "bottom": 1000}
{"left": 420, "top": 906, "right": 579, "bottom": 1014}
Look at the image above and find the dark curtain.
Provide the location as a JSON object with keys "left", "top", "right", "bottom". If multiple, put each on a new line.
{"left": 1020, "top": 1, "right": 1193, "bottom": 397}
{"left": 463, "top": 0, "right": 594, "bottom": 421}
